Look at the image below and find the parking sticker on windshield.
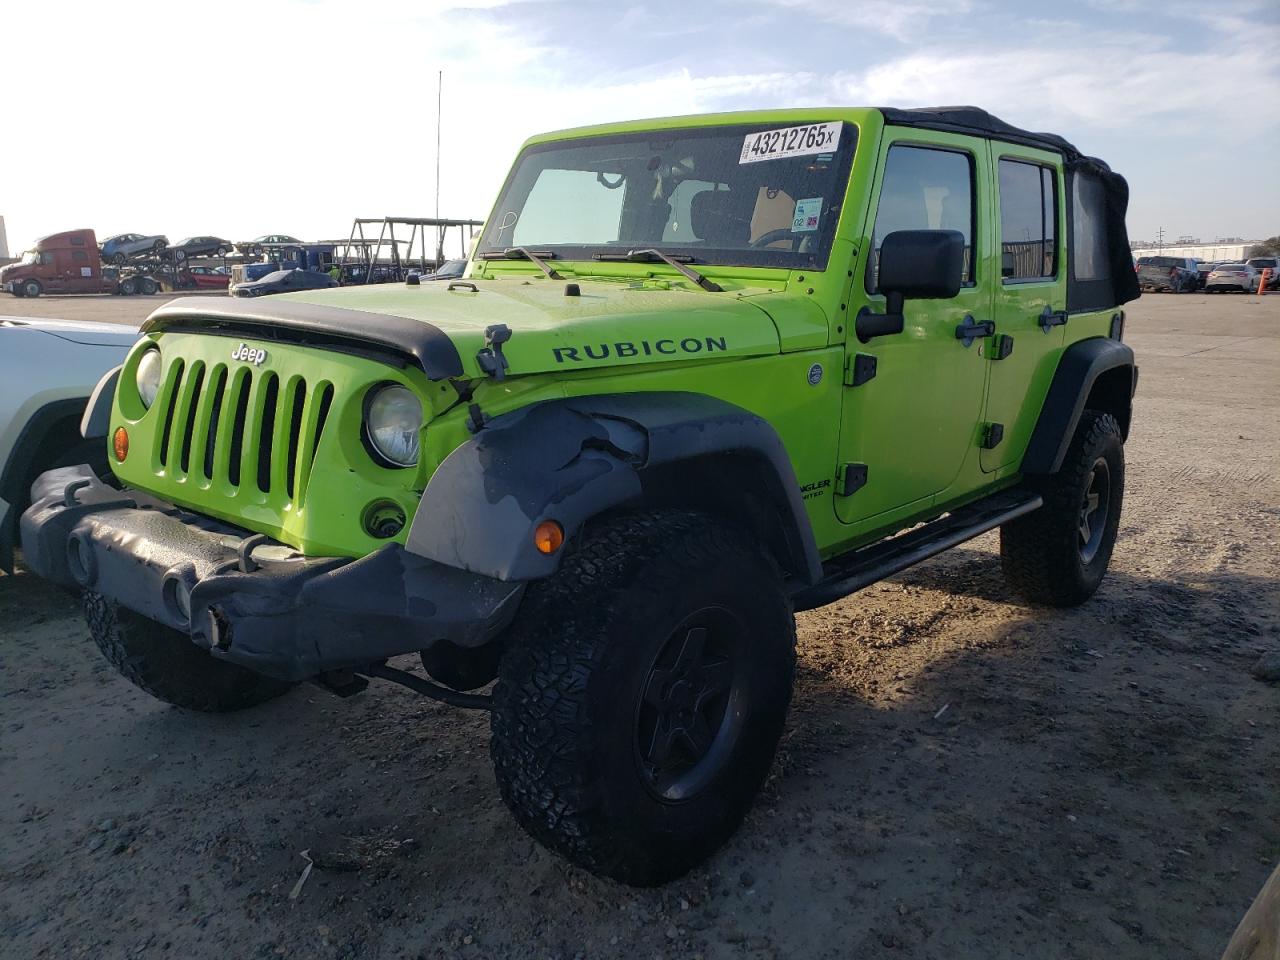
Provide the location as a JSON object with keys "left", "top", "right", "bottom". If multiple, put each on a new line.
{"left": 792, "top": 198, "right": 822, "bottom": 233}
{"left": 740, "top": 122, "right": 840, "bottom": 164}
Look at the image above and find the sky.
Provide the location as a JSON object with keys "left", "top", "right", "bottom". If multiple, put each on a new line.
{"left": 2, "top": 0, "right": 1277, "bottom": 255}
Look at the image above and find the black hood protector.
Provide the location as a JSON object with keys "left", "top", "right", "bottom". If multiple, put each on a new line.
{"left": 141, "top": 296, "right": 465, "bottom": 380}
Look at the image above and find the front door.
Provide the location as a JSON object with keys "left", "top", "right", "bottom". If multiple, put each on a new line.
{"left": 835, "top": 133, "right": 993, "bottom": 532}
{"left": 981, "top": 147, "right": 1067, "bottom": 473}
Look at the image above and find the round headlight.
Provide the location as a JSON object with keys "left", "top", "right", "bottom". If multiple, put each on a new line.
{"left": 365, "top": 384, "right": 423, "bottom": 467}
{"left": 135, "top": 347, "right": 162, "bottom": 408}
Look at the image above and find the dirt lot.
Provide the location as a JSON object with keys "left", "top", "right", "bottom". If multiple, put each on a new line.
{"left": 2, "top": 291, "right": 1277, "bottom": 960}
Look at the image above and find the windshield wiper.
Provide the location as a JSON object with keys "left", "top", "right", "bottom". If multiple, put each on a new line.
{"left": 478, "top": 246, "right": 562, "bottom": 280}
{"left": 593, "top": 248, "right": 722, "bottom": 292}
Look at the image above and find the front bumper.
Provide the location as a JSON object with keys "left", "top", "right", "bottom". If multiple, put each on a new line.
{"left": 20, "top": 466, "right": 525, "bottom": 682}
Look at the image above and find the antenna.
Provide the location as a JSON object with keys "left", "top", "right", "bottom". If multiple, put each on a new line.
{"left": 435, "top": 70, "right": 443, "bottom": 263}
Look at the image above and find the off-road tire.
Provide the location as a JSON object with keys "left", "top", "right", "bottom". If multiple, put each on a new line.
{"left": 490, "top": 510, "right": 796, "bottom": 886}
{"left": 1001, "top": 410, "right": 1124, "bottom": 606}
{"left": 86, "top": 592, "right": 293, "bottom": 712}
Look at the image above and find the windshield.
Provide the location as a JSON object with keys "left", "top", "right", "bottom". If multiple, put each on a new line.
{"left": 20, "top": 250, "right": 39, "bottom": 265}
{"left": 478, "top": 121, "right": 856, "bottom": 270}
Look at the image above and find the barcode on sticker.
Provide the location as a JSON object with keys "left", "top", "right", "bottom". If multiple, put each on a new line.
{"left": 740, "top": 122, "right": 841, "bottom": 164}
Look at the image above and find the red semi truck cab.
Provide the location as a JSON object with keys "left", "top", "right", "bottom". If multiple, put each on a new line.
{"left": 0, "top": 229, "right": 159, "bottom": 298}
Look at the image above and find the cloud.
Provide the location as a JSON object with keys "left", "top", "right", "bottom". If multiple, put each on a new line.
{"left": 745, "top": 0, "right": 975, "bottom": 40}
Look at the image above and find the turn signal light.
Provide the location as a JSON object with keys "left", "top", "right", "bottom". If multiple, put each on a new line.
{"left": 533, "top": 520, "right": 564, "bottom": 554}
{"left": 112, "top": 427, "right": 129, "bottom": 462}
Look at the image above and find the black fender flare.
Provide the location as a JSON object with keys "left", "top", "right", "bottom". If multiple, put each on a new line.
{"left": 1022, "top": 337, "right": 1136, "bottom": 475}
{"left": 405, "top": 392, "right": 823, "bottom": 584}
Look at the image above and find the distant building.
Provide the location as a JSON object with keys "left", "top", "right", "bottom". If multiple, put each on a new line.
{"left": 1130, "top": 240, "right": 1257, "bottom": 262}
{"left": 0, "top": 215, "right": 8, "bottom": 260}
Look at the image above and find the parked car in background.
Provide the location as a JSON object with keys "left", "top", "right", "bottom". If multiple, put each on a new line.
{"left": 1, "top": 230, "right": 162, "bottom": 297}
{"left": 1195, "top": 261, "right": 1219, "bottom": 289}
{"left": 178, "top": 265, "right": 230, "bottom": 290}
{"left": 0, "top": 315, "right": 137, "bottom": 571}
{"left": 235, "top": 235, "right": 302, "bottom": 256}
{"left": 229, "top": 268, "right": 338, "bottom": 297}
{"left": 99, "top": 233, "right": 169, "bottom": 264}
{"left": 170, "top": 237, "right": 233, "bottom": 260}
{"left": 1245, "top": 256, "right": 1280, "bottom": 289}
{"left": 1136, "top": 256, "right": 1198, "bottom": 293}
{"left": 1205, "top": 263, "right": 1259, "bottom": 293}
{"left": 422, "top": 258, "right": 467, "bottom": 281}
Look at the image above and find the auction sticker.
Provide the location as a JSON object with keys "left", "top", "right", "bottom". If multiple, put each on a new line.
{"left": 792, "top": 198, "right": 823, "bottom": 232}
{"left": 740, "top": 122, "right": 840, "bottom": 164}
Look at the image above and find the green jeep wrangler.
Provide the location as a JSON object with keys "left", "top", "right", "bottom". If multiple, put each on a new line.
{"left": 22, "top": 106, "right": 1139, "bottom": 886}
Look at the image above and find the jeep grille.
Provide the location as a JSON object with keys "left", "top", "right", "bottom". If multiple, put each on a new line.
{"left": 155, "top": 357, "right": 334, "bottom": 506}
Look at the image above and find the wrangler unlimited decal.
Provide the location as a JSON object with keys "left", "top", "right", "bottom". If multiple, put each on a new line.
{"left": 553, "top": 336, "right": 729, "bottom": 363}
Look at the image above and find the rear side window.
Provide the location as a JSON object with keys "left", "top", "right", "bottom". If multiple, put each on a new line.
{"left": 868, "top": 144, "right": 975, "bottom": 292}
{"left": 998, "top": 159, "right": 1058, "bottom": 280}
{"left": 1070, "top": 172, "right": 1111, "bottom": 283}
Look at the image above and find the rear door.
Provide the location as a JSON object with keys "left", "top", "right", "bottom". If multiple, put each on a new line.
{"left": 835, "top": 131, "right": 993, "bottom": 529}
{"left": 981, "top": 147, "right": 1067, "bottom": 473}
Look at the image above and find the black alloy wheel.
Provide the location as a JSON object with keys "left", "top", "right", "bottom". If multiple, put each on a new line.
{"left": 635, "top": 607, "right": 744, "bottom": 802}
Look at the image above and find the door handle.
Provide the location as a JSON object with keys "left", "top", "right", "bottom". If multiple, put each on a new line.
{"left": 955, "top": 315, "right": 994, "bottom": 347}
{"left": 1039, "top": 306, "right": 1069, "bottom": 331}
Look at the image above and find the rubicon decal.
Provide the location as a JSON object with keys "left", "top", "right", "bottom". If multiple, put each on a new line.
{"left": 553, "top": 336, "right": 728, "bottom": 363}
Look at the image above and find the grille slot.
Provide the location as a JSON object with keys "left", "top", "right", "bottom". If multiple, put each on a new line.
{"left": 157, "top": 359, "right": 184, "bottom": 467}
{"left": 202, "top": 367, "right": 229, "bottom": 481}
{"left": 179, "top": 365, "right": 206, "bottom": 474}
{"left": 256, "top": 375, "right": 280, "bottom": 493}
{"left": 227, "top": 370, "right": 251, "bottom": 487}
{"left": 285, "top": 379, "right": 307, "bottom": 500}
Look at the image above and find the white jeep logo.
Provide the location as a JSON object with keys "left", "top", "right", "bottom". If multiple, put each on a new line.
{"left": 231, "top": 342, "right": 267, "bottom": 365}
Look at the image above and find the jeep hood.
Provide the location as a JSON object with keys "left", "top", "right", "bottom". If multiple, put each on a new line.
{"left": 269, "top": 276, "right": 829, "bottom": 378}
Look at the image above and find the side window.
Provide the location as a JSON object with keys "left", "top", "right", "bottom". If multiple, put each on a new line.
{"left": 39, "top": 251, "right": 55, "bottom": 265}
{"left": 868, "top": 144, "right": 975, "bottom": 292}
{"left": 998, "top": 159, "right": 1058, "bottom": 280}
{"left": 70, "top": 235, "right": 85, "bottom": 246}
{"left": 1070, "top": 171, "right": 1111, "bottom": 282}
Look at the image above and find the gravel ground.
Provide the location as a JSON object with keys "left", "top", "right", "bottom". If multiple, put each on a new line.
{"left": 1, "top": 291, "right": 1277, "bottom": 959}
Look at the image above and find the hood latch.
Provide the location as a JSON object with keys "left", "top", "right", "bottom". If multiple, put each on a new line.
{"left": 476, "top": 324, "right": 512, "bottom": 380}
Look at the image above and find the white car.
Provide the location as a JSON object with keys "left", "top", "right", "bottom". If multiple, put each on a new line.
{"left": 0, "top": 316, "right": 138, "bottom": 571}
{"left": 1204, "top": 263, "right": 1260, "bottom": 293}
{"left": 1244, "top": 256, "right": 1280, "bottom": 290}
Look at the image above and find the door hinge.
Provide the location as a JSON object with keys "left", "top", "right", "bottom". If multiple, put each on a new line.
{"left": 990, "top": 334, "right": 1014, "bottom": 360}
{"left": 844, "top": 353, "right": 877, "bottom": 386}
{"left": 836, "top": 462, "right": 868, "bottom": 496}
{"left": 981, "top": 422, "right": 1005, "bottom": 449}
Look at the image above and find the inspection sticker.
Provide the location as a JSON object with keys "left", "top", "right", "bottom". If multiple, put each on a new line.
{"left": 792, "top": 198, "right": 823, "bottom": 232}
{"left": 739, "top": 122, "right": 840, "bottom": 164}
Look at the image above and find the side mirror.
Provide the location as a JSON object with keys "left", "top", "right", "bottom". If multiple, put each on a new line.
{"left": 857, "top": 229, "right": 966, "bottom": 342}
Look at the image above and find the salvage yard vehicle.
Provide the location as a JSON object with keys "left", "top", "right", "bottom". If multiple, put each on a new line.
{"left": 100, "top": 233, "right": 170, "bottom": 264}
{"left": 20, "top": 106, "right": 1139, "bottom": 886}
{"left": 1, "top": 230, "right": 162, "bottom": 297}
{"left": 1206, "top": 262, "right": 1259, "bottom": 292}
{"left": 1245, "top": 256, "right": 1279, "bottom": 289}
{"left": 229, "top": 267, "right": 338, "bottom": 297}
{"left": 0, "top": 317, "right": 137, "bottom": 571}
{"left": 1136, "top": 255, "right": 1198, "bottom": 292}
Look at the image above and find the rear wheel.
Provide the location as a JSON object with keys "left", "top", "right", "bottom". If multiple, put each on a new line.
{"left": 119, "top": 277, "right": 138, "bottom": 295}
{"left": 490, "top": 511, "right": 795, "bottom": 886}
{"left": 140, "top": 277, "right": 158, "bottom": 295}
{"left": 216, "top": 245, "right": 230, "bottom": 258}
{"left": 1001, "top": 410, "right": 1124, "bottom": 606}
{"left": 86, "top": 592, "right": 293, "bottom": 712}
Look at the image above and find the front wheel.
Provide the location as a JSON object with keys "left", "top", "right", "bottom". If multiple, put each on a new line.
{"left": 490, "top": 511, "right": 796, "bottom": 886}
{"left": 1001, "top": 410, "right": 1124, "bottom": 606}
{"left": 86, "top": 593, "right": 293, "bottom": 712}
{"left": 21, "top": 279, "right": 42, "bottom": 298}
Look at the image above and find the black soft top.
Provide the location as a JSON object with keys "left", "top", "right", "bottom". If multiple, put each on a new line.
{"left": 879, "top": 105, "right": 1139, "bottom": 311}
